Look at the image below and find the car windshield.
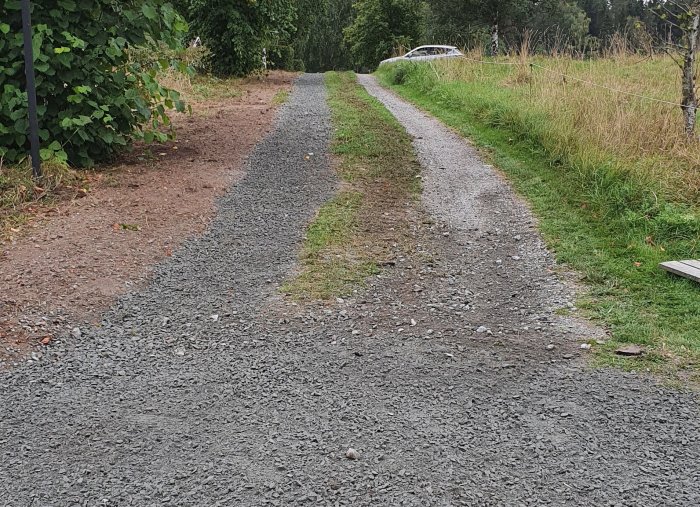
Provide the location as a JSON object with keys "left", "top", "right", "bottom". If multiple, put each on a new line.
{"left": 406, "top": 47, "right": 456, "bottom": 57}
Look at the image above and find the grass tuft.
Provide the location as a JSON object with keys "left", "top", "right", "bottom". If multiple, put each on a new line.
{"left": 1, "top": 159, "right": 81, "bottom": 240}
{"left": 272, "top": 90, "right": 290, "bottom": 105}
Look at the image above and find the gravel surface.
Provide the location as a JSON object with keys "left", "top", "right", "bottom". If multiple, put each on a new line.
{"left": 1, "top": 73, "right": 699, "bottom": 506}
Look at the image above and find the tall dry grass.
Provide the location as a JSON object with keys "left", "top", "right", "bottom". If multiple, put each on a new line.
{"left": 429, "top": 53, "right": 700, "bottom": 202}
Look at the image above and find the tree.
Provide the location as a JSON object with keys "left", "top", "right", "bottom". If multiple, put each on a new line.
{"left": 344, "top": 0, "right": 426, "bottom": 69}
{"left": 472, "top": 0, "right": 533, "bottom": 54}
{"left": 655, "top": 0, "right": 700, "bottom": 136}
{"left": 292, "top": 0, "right": 354, "bottom": 72}
{"left": 529, "top": 0, "right": 590, "bottom": 43}
{"left": 175, "top": 0, "right": 296, "bottom": 76}
{"left": 0, "top": 0, "right": 187, "bottom": 166}
{"left": 425, "top": 0, "right": 531, "bottom": 54}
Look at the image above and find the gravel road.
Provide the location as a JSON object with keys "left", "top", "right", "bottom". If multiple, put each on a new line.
{"left": 1, "top": 73, "right": 699, "bottom": 506}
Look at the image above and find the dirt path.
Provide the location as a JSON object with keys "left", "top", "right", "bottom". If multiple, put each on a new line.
{"left": 0, "top": 73, "right": 294, "bottom": 365}
{"left": 0, "top": 74, "right": 699, "bottom": 506}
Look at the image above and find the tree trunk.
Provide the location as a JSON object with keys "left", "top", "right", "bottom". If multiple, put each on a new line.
{"left": 491, "top": 23, "right": 499, "bottom": 56}
{"left": 682, "top": 10, "right": 700, "bottom": 137}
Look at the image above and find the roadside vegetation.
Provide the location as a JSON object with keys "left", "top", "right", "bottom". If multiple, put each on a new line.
{"left": 377, "top": 56, "right": 700, "bottom": 376}
{"left": 0, "top": 2, "right": 245, "bottom": 239}
{"left": 282, "top": 71, "right": 421, "bottom": 299}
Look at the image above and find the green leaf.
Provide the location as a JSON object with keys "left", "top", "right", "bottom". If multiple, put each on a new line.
{"left": 142, "top": 3, "right": 158, "bottom": 20}
{"left": 58, "top": 0, "right": 77, "bottom": 11}
{"left": 0, "top": 24, "right": 10, "bottom": 35}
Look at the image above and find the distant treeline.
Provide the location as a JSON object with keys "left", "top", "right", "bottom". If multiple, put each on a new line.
{"left": 291, "top": 0, "right": 683, "bottom": 71}
{"left": 170, "top": 0, "right": 692, "bottom": 75}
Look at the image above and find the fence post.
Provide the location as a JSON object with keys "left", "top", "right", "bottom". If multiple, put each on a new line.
{"left": 21, "top": 0, "right": 41, "bottom": 178}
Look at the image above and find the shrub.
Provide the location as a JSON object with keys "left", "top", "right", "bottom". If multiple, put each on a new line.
{"left": 387, "top": 61, "right": 414, "bottom": 85}
{"left": 0, "top": 0, "right": 188, "bottom": 167}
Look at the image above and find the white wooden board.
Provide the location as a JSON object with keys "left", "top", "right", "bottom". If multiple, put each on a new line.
{"left": 659, "top": 260, "right": 700, "bottom": 283}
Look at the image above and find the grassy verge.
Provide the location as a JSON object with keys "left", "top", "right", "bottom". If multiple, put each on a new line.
{"left": 281, "top": 71, "right": 421, "bottom": 300}
{"left": 158, "top": 72, "right": 243, "bottom": 103}
{"left": 376, "top": 60, "right": 700, "bottom": 378}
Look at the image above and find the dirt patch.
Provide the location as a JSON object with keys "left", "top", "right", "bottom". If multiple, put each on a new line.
{"left": 0, "top": 71, "right": 296, "bottom": 365}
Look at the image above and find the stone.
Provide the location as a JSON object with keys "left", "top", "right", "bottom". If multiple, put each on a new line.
{"left": 615, "top": 345, "right": 644, "bottom": 356}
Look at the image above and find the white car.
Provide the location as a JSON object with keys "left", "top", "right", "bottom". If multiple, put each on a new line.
{"left": 379, "top": 45, "right": 464, "bottom": 66}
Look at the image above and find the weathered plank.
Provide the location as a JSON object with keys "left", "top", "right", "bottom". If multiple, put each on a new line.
{"left": 660, "top": 260, "right": 700, "bottom": 283}
{"left": 682, "top": 259, "right": 700, "bottom": 270}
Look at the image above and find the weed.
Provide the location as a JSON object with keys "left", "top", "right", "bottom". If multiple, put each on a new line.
{"left": 272, "top": 90, "right": 290, "bottom": 105}
{"left": 0, "top": 159, "right": 81, "bottom": 239}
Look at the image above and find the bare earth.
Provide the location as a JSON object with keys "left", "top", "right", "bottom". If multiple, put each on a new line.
{"left": 0, "top": 72, "right": 295, "bottom": 366}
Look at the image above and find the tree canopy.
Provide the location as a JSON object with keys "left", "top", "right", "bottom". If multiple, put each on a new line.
{"left": 343, "top": 0, "right": 426, "bottom": 69}
{"left": 174, "top": 0, "right": 296, "bottom": 76}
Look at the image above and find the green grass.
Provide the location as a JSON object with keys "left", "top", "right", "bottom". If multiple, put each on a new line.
{"left": 189, "top": 75, "right": 243, "bottom": 101}
{"left": 281, "top": 71, "right": 421, "bottom": 300}
{"left": 326, "top": 72, "right": 421, "bottom": 193}
{"left": 272, "top": 90, "right": 290, "bottom": 105}
{"left": 376, "top": 61, "right": 700, "bottom": 378}
{"left": 281, "top": 191, "right": 379, "bottom": 299}
{"left": 158, "top": 72, "right": 243, "bottom": 103}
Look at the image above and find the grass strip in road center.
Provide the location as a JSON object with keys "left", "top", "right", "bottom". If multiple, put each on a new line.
{"left": 281, "top": 71, "right": 421, "bottom": 300}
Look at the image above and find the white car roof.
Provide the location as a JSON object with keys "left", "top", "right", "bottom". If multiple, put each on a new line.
{"left": 410, "top": 45, "right": 458, "bottom": 50}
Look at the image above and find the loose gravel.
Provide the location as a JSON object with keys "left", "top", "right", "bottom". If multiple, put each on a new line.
{"left": 1, "top": 73, "right": 699, "bottom": 506}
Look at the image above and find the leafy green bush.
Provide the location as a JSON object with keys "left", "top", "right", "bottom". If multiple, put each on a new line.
{"left": 385, "top": 61, "right": 414, "bottom": 85}
{"left": 129, "top": 41, "right": 211, "bottom": 75}
{"left": 0, "top": 0, "right": 188, "bottom": 167}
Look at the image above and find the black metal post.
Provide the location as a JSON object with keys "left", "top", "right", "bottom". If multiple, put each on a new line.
{"left": 21, "top": 0, "right": 41, "bottom": 178}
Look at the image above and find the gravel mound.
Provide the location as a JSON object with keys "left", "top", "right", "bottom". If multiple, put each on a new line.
{"left": 0, "top": 73, "right": 698, "bottom": 506}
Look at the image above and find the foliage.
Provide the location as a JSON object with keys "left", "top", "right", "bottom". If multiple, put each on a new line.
{"left": 174, "top": 0, "right": 296, "bottom": 76}
{"left": 291, "top": 0, "right": 354, "bottom": 72}
{"left": 528, "top": 0, "right": 591, "bottom": 42}
{"left": 0, "top": 0, "right": 189, "bottom": 167}
{"left": 425, "top": 0, "right": 531, "bottom": 49}
{"left": 421, "top": 0, "right": 671, "bottom": 52}
{"left": 285, "top": 0, "right": 674, "bottom": 70}
{"left": 129, "top": 40, "right": 211, "bottom": 74}
{"left": 344, "top": 0, "right": 426, "bottom": 69}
